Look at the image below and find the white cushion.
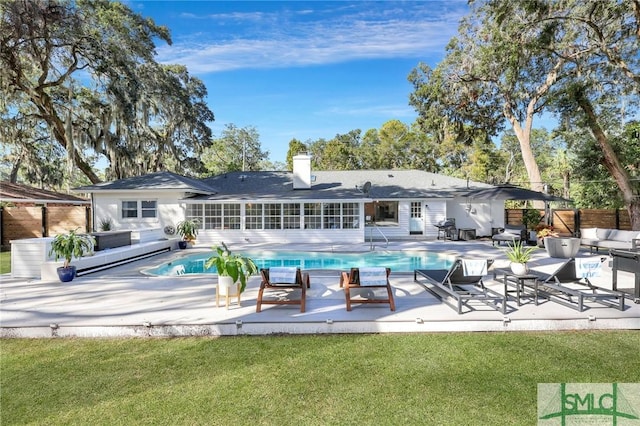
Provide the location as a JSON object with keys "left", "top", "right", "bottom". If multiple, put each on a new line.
{"left": 581, "top": 228, "right": 598, "bottom": 240}
{"left": 609, "top": 230, "right": 638, "bottom": 242}
{"left": 358, "top": 267, "right": 388, "bottom": 286}
{"left": 268, "top": 267, "right": 298, "bottom": 284}
{"left": 596, "top": 228, "right": 611, "bottom": 240}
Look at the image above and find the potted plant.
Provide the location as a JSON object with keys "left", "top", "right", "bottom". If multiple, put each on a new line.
{"left": 505, "top": 240, "right": 537, "bottom": 276}
{"left": 48, "top": 229, "right": 95, "bottom": 282}
{"left": 176, "top": 219, "right": 199, "bottom": 248}
{"left": 535, "top": 224, "right": 558, "bottom": 248}
{"left": 522, "top": 208, "right": 542, "bottom": 244}
{"left": 205, "top": 242, "right": 258, "bottom": 294}
{"left": 98, "top": 217, "right": 113, "bottom": 231}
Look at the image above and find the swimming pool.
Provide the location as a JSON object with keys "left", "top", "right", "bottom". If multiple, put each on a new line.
{"left": 143, "top": 250, "right": 453, "bottom": 276}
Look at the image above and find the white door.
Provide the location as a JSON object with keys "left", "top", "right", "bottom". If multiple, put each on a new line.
{"left": 409, "top": 201, "right": 423, "bottom": 234}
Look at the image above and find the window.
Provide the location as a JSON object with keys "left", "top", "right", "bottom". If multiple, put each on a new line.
{"left": 366, "top": 201, "right": 399, "bottom": 225}
{"left": 323, "top": 203, "right": 340, "bottom": 229}
{"left": 225, "top": 204, "right": 241, "bottom": 229}
{"left": 122, "top": 200, "right": 157, "bottom": 219}
{"left": 264, "top": 203, "right": 281, "bottom": 229}
{"left": 283, "top": 203, "right": 301, "bottom": 229}
{"left": 185, "top": 204, "right": 203, "bottom": 226}
{"left": 342, "top": 203, "right": 360, "bottom": 229}
{"left": 141, "top": 200, "right": 157, "bottom": 218}
{"left": 245, "top": 204, "right": 263, "bottom": 229}
{"left": 204, "top": 204, "right": 222, "bottom": 229}
{"left": 122, "top": 201, "right": 138, "bottom": 218}
{"left": 304, "top": 203, "right": 322, "bottom": 229}
{"left": 411, "top": 202, "right": 422, "bottom": 218}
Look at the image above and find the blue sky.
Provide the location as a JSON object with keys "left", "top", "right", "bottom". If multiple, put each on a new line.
{"left": 130, "top": 1, "right": 469, "bottom": 163}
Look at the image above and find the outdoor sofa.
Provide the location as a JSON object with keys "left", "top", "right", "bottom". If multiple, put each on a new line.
{"left": 579, "top": 228, "right": 640, "bottom": 253}
{"left": 491, "top": 225, "right": 527, "bottom": 246}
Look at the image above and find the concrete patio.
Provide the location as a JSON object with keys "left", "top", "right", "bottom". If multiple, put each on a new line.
{"left": 1, "top": 240, "right": 638, "bottom": 338}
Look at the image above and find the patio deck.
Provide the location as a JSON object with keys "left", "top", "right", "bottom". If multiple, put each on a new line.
{"left": 1, "top": 241, "right": 638, "bottom": 338}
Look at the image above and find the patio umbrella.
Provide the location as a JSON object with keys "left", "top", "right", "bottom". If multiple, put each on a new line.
{"left": 465, "top": 184, "right": 572, "bottom": 203}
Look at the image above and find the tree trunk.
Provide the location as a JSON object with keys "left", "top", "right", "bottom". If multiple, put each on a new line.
{"left": 576, "top": 91, "right": 640, "bottom": 230}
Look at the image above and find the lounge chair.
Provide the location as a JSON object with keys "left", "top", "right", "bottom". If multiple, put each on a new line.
{"left": 492, "top": 225, "right": 526, "bottom": 246}
{"left": 340, "top": 267, "right": 395, "bottom": 311}
{"left": 256, "top": 267, "right": 310, "bottom": 313}
{"left": 539, "top": 258, "right": 625, "bottom": 311}
{"left": 414, "top": 259, "right": 506, "bottom": 314}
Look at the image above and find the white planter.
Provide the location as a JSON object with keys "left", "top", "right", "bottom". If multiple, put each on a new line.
{"left": 510, "top": 262, "right": 529, "bottom": 276}
{"left": 217, "top": 276, "right": 236, "bottom": 295}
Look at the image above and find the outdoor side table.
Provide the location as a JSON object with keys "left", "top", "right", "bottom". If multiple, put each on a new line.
{"left": 503, "top": 273, "right": 542, "bottom": 306}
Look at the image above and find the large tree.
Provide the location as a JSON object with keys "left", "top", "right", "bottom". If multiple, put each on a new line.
{"left": 1, "top": 0, "right": 214, "bottom": 184}
{"left": 202, "top": 124, "right": 269, "bottom": 175}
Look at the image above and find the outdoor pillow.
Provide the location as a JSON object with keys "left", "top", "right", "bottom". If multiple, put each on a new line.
{"left": 581, "top": 228, "right": 598, "bottom": 240}
{"left": 596, "top": 228, "right": 611, "bottom": 240}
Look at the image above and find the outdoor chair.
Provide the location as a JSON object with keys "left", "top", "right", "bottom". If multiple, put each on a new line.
{"left": 256, "top": 267, "right": 310, "bottom": 313}
{"left": 492, "top": 225, "right": 526, "bottom": 246}
{"left": 414, "top": 259, "right": 506, "bottom": 314}
{"left": 538, "top": 258, "right": 625, "bottom": 312}
{"left": 340, "top": 267, "right": 395, "bottom": 311}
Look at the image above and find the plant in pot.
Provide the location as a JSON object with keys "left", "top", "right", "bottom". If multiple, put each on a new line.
{"left": 535, "top": 224, "right": 558, "bottom": 248}
{"left": 176, "top": 219, "right": 199, "bottom": 249}
{"left": 522, "top": 208, "right": 542, "bottom": 244}
{"left": 49, "top": 229, "right": 95, "bottom": 282}
{"left": 505, "top": 240, "right": 537, "bottom": 276}
{"left": 205, "top": 242, "right": 258, "bottom": 295}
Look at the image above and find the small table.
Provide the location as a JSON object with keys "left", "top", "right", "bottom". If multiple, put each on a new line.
{"left": 502, "top": 272, "right": 543, "bottom": 306}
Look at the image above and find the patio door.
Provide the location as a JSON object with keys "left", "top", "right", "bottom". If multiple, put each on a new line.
{"left": 409, "top": 201, "right": 423, "bottom": 234}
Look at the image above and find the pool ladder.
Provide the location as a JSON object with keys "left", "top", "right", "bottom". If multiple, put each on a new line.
{"left": 369, "top": 226, "right": 389, "bottom": 250}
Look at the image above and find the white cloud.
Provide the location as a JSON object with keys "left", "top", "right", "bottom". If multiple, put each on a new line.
{"left": 156, "top": 3, "right": 466, "bottom": 73}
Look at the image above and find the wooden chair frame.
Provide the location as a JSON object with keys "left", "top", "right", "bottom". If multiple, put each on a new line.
{"left": 256, "top": 268, "right": 310, "bottom": 313}
{"left": 340, "top": 267, "right": 396, "bottom": 311}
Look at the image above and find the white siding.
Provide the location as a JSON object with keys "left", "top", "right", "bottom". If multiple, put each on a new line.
{"left": 424, "top": 200, "right": 447, "bottom": 238}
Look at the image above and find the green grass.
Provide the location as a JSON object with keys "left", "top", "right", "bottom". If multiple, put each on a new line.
{"left": 0, "top": 250, "right": 9, "bottom": 274}
{"left": 2, "top": 332, "right": 639, "bottom": 425}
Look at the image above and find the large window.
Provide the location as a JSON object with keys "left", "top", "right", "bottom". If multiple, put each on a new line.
{"left": 283, "top": 203, "right": 301, "bottom": 229}
{"left": 366, "top": 201, "right": 399, "bottom": 225}
{"left": 121, "top": 200, "right": 157, "bottom": 219}
{"left": 304, "top": 203, "right": 322, "bottom": 229}
{"left": 185, "top": 204, "right": 203, "bottom": 228}
{"left": 264, "top": 203, "right": 282, "bottom": 230}
{"left": 323, "top": 203, "right": 340, "bottom": 229}
{"left": 342, "top": 203, "right": 360, "bottom": 229}
{"left": 204, "top": 204, "right": 222, "bottom": 229}
{"left": 245, "top": 204, "right": 263, "bottom": 229}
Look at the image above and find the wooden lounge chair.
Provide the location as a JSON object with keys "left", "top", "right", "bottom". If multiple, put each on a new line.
{"left": 256, "top": 267, "right": 310, "bottom": 313}
{"left": 414, "top": 259, "right": 506, "bottom": 314}
{"left": 539, "top": 258, "right": 625, "bottom": 311}
{"left": 340, "top": 267, "right": 395, "bottom": 311}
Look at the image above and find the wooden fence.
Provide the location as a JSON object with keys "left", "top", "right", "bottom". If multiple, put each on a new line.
{"left": 506, "top": 208, "right": 633, "bottom": 236}
{"left": 1, "top": 205, "right": 91, "bottom": 247}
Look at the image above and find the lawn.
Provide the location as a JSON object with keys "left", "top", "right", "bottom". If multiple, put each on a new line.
{"left": 2, "top": 331, "right": 639, "bottom": 425}
{"left": 0, "top": 250, "right": 9, "bottom": 274}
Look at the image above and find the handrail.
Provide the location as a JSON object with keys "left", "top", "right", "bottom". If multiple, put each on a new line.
{"left": 369, "top": 225, "right": 389, "bottom": 250}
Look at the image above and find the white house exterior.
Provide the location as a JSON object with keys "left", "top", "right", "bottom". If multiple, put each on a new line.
{"left": 74, "top": 155, "right": 507, "bottom": 246}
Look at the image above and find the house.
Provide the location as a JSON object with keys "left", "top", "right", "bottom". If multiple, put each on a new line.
{"left": 74, "top": 154, "right": 507, "bottom": 245}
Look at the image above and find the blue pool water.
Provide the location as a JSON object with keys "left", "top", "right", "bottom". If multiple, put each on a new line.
{"left": 143, "top": 250, "right": 453, "bottom": 276}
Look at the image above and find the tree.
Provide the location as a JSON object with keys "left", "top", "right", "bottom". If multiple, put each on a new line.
{"left": 285, "top": 138, "right": 308, "bottom": 170}
{"left": 202, "top": 124, "right": 269, "bottom": 175}
{"left": 1, "top": 0, "right": 214, "bottom": 184}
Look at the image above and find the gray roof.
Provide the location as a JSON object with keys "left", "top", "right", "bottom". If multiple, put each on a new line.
{"left": 74, "top": 171, "right": 216, "bottom": 195}
{"left": 193, "top": 170, "right": 493, "bottom": 201}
